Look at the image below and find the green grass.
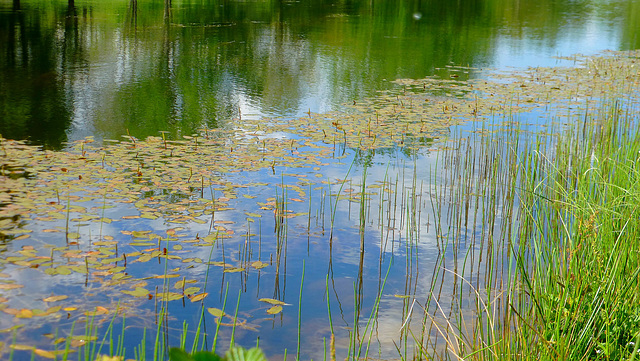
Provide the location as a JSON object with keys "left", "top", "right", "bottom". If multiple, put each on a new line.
{"left": 514, "top": 102, "right": 640, "bottom": 360}
{"left": 407, "top": 97, "right": 640, "bottom": 361}
{"left": 441, "top": 100, "right": 640, "bottom": 360}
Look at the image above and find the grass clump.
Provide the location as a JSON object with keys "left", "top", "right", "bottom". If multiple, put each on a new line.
{"left": 516, "top": 103, "right": 640, "bottom": 360}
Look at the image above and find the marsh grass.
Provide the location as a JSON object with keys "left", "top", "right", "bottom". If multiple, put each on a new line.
{"left": 513, "top": 102, "right": 640, "bottom": 360}
{"left": 423, "top": 100, "right": 640, "bottom": 360}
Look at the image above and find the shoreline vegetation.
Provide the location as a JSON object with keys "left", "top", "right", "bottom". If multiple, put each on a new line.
{"left": 0, "top": 50, "right": 639, "bottom": 360}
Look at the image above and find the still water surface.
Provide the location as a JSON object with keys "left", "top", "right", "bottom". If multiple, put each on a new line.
{"left": 0, "top": 0, "right": 638, "bottom": 148}
{"left": 0, "top": 0, "right": 638, "bottom": 360}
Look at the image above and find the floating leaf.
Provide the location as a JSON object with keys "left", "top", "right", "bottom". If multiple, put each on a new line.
{"left": 153, "top": 274, "right": 180, "bottom": 279}
{"left": 32, "top": 309, "right": 45, "bottom": 316}
{"left": 0, "top": 284, "right": 23, "bottom": 290}
{"left": 84, "top": 307, "right": 109, "bottom": 316}
{"left": 56, "top": 266, "right": 72, "bottom": 275}
{"left": 207, "top": 308, "right": 225, "bottom": 317}
{"left": 173, "top": 279, "right": 192, "bottom": 289}
{"left": 121, "top": 287, "right": 150, "bottom": 298}
{"left": 70, "top": 339, "right": 86, "bottom": 347}
{"left": 190, "top": 293, "right": 208, "bottom": 302}
{"left": 266, "top": 305, "right": 282, "bottom": 315}
{"left": 394, "top": 294, "right": 410, "bottom": 299}
{"left": 251, "top": 261, "right": 268, "bottom": 270}
{"left": 258, "top": 298, "right": 286, "bottom": 306}
{"left": 44, "top": 306, "right": 61, "bottom": 315}
{"left": 136, "top": 254, "right": 152, "bottom": 263}
{"left": 17, "top": 309, "right": 33, "bottom": 318}
{"left": 158, "top": 292, "right": 183, "bottom": 301}
{"left": 183, "top": 287, "right": 201, "bottom": 295}
{"left": 131, "top": 230, "right": 151, "bottom": 238}
{"left": 43, "top": 295, "right": 68, "bottom": 302}
{"left": 69, "top": 265, "right": 88, "bottom": 274}
{"left": 34, "top": 349, "right": 57, "bottom": 359}
{"left": 224, "top": 267, "right": 245, "bottom": 273}
{"left": 141, "top": 213, "right": 159, "bottom": 220}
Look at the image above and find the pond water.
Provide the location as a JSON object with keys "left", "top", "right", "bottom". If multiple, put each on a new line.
{"left": 1, "top": 0, "right": 638, "bottom": 148}
{"left": 0, "top": 0, "right": 639, "bottom": 360}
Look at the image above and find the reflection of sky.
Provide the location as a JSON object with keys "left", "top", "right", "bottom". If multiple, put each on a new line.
{"left": 0, "top": 126, "right": 562, "bottom": 358}
{"left": 493, "top": 12, "right": 622, "bottom": 69}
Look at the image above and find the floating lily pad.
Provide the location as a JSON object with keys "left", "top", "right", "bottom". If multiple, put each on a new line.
{"left": 207, "top": 308, "right": 225, "bottom": 318}
{"left": 266, "top": 305, "right": 283, "bottom": 315}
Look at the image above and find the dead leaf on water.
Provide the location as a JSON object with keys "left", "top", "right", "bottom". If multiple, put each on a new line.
{"left": 16, "top": 309, "right": 33, "bottom": 318}
{"left": 258, "top": 298, "right": 286, "bottom": 305}
{"left": 34, "top": 349, "right": 57, "bottom": 359}
{"left": 43, "top": 295, "right": 68, "bottom": 302}
{"left": 190, "top": 293, "right": 208, "bottom": 302}
{"left": 0, "top": 284, "right": 23, "bottom": 290}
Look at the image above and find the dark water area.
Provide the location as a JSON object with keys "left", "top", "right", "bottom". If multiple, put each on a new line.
{"left": 0, "top": 0, "right": 638, "bottom": 149}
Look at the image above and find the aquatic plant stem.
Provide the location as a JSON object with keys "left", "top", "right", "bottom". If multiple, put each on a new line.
{"left": 296, "top": 260, "right": 305, "bottom": 361}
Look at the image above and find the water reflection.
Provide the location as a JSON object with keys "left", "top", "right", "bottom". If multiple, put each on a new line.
{"left": 0, "top": 3, "right": 73, "bottom": 148}
{"left": 1, "top": 0, "right": 637, "bottom": 148}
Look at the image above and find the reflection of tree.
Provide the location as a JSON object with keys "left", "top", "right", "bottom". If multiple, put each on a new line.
{"left": 2, "top": 0, "right": 633, "bottom": 144}
{"left": 0, "top": 5, "right": 72, "bottom": 149}
{"left": 622, "top": 1, "right": 640, "bottom": 49}
{"left": 126, "top": 0, "right": 138, "bottom": 30}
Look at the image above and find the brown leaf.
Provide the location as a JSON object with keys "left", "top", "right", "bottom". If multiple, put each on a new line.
{"left": 190, "top": 293, "right": 208, "bottom": 302}
{"left": 0, "top": 284, "right": 23, "bottom": 290}
{"left": 43, "top": 295, "right": 68, "bottom": 302}
{"left": 34, "top": 349, "right": 57, "bottom": 359}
